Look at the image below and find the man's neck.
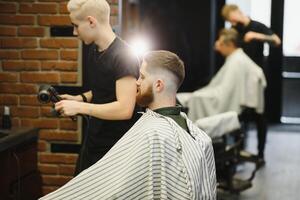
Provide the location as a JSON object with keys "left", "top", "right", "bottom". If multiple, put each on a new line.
{"left": 94, "top": 27, "right": 116, "bottom": 52}
{"left": 226, "top": 47, "right": 238, "bottom": 57}
{"left": 148, "top": 97, "right": 177, "bottom": 111}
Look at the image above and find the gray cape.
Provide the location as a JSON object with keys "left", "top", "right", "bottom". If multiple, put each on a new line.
{"left": 177, "top": 48, "right": 266, "bottom": 121}
{"left": 40, "top": 109, "right": 216, "bottom": 200}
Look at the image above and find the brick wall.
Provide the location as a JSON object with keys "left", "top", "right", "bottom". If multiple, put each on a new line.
{"left": 0, "top": 0, "right": 119, "bottom": 195}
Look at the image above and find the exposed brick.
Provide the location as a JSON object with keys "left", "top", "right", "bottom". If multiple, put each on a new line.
{"left": 39, "top": 153, "right": 78, "bottom": 164}
{"left": 41, "top": 61, "right": 77, "bottom": 71}
{"left": 11, "top": 106, "right": 39, "bottom": 118}
{"left": 0, "top": 95, "right": 18, "bottom": 105}
{"left": 42, "top": 175, "right": 72, "bottom": 186}
{"left": 0, "top": 72, "right": 18, "bottom": 82}
{"left": 20, "top": 72, "right": 60, "bottom": 83}
{"left": 0, "top": 27, "right": 17, "bottom": 36}
{"left": 20, "top": 3, "right": 57, "bottom": 14}
{"left": 39, "top": 130, "right": 78, "bottom": 142}
{"left": 107, "top": 0, "right": 119, "bottom": 5}
{"left": 38, "top": 140, "right": 48, "bottom": 152}
{"left": 40, "top": 38, "right": 78, "bottom": 48}
{"left": 0, "top": 15, "right": 35, "bottom": 25}
{"left": 20, "top": 95, "right": 41, "bottom": 106}
{"left": 59, "top": 165, "right": 75, "bottom": 176}
{"left": 0, "top": 3, "right": 17, "bottom": 13}
{"left": 0, "top": 51, "right": 20, "bottom": 59}
{"left": 18, "top": 27, "right": 45, "bottom": 37}
{"left": 12, "top": 0, "right": 35, "bottom": 1}
{"left": 60, "top": 50, "right": 78, "bottom": 60}
{"left": 60, "top": 72, "right": 77, "bottom": 83}
{"left": 40, "top": 106, "right": 55, "bottom": 117}
{"left": 59, "top": 3, "right": 68, "bottom": 14}
{"left": 12, "top": 118, "right": 20, "bottom": 127}
{"left": 22, "top": 50, "right": 58, "bottom": 60}
{"left": 0, "top": 38, "right": 37, "bottom": 48}
{"left": 42, "top": 186, "right": 59, "bottom": 196}
{"left": 38, "top": 164, "right": 58, "bottom": 175}
{"left": 0, "top": 83, "right": 37, "bottom": 94}
{"left": 38, "top": 16, "right": 71, "bottom": 26}
{"left": 21, "top": 118, "right": 58, "bottom": 128}
{"left": 2, "top": 61, "right": 40, "bottom": 71}
{"left": 59, "top": 119, "right": 78, "bottom": 130}
{"left": 110, "top": 5, "right": 118, "bottom": 15}
{"left": 39, "top": 0, "right": 69, "bottom": 2}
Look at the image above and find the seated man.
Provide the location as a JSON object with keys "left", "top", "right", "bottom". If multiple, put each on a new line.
{"left": 40, "top": 50, "right": 216, "bottom": 200}
{"left": 177, "top": 28, "right": 267, "bottom": 162}
{"left": 177, "top": 28, "right": 266, "bottom": 121}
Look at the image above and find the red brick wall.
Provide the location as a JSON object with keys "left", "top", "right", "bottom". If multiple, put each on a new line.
{"left": 0, "top": 0, "right": 119, "bottom": 195}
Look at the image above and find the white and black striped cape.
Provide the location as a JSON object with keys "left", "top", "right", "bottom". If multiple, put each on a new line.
{"left": 40, "top": 109, "right": 216, "bottom": 200}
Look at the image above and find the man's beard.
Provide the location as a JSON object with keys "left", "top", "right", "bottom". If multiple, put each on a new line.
{"left": 136, "top": 85, "right": 154, "bottom": 107}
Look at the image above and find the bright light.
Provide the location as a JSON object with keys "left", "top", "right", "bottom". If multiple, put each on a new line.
{"left": 129, "top": 37, "right": 151, "bottom": 57}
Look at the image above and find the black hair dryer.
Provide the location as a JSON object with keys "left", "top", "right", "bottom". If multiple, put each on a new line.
{"left": 37, "top": 85, "right": 76, "bottom": 121}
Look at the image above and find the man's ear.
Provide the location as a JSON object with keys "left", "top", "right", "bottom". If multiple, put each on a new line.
{"left": 86, "top": 16, "right": 97, "bottom": 28}
{"left": 155, "top": 79, "right": 164, "bottom": 93}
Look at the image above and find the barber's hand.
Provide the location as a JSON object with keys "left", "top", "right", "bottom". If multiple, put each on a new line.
{"left": 60, "top": 94, "right": 82, "bottom": 101}
{"left": 55, "top": 100, "right": 82, "bottom": 117}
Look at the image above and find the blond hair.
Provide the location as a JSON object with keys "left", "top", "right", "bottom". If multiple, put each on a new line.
{"left": 218, "top": 28, "right": 240, "bottom": 47}
{"left": 67, "top": 0, "right": 110, "bottom": 24}
{"left": 221, "top": 4, "right": 239, "bottom": 20}
{"left": 143, "top": 50, "right": 185, "bottom": 89}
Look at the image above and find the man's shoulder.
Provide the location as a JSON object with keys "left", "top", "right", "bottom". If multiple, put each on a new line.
{"left": 134, "top": 111, "right": 174, "bottom": 132}
{"left": 137, "top": 111, "right": 171, "bottom": 126}
{"left": 236, "top": 49, "right": 259, "bottom": 66}
{"left": 185, "top": 118, "right": 212, "bottom": 140}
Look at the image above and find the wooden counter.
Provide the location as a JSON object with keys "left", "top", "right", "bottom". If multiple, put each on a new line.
{"left": 0, "top": 128, "right": 42, "bottom": 200}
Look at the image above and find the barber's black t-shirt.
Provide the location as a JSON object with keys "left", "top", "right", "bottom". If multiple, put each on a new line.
{"left": 234, "top": 20, "right": 273, "bottom": 67}
{"left": 81, "top": 37, "right": 140, "bottom": 170}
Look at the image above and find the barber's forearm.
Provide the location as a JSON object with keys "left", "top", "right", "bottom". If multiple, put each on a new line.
{"left": 257, "top": 33, "right": 281, "bottom": 46}
{"left": 79, "top": 101, "right": 134, "bottom": 120}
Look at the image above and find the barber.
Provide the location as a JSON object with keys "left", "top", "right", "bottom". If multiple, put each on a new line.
{"left": 221, "top": 4, "right": 281, "bottom": 68}
{"left": 55, "top": 0, "right": 140, "bottom": 175}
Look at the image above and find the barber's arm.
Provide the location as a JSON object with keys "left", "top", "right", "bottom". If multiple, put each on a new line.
{"left": 55, "top": 76, "right": 136, "bottom": 120}
{"left": 60, "top": 91, "right": 93, "bottom": 102}
{"left": 244, "top": 31, "right": 281, "bottom": 46}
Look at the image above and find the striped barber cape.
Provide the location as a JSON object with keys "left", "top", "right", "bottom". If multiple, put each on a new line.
{"left": 40, "top": 109, "right": 216, "bottom": 200}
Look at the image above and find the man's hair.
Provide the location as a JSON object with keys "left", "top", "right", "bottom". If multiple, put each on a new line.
{"left": 221, "top": 4, "right": 239, "bottom": 20}
{"left": 67, "top": 0, "right": 110, "bottom": 24}
{"left": 219, "top": 28, "right": 240, "bottom": 47}
{"left": 143, "top": 50, "right": 185, "bottom": 90}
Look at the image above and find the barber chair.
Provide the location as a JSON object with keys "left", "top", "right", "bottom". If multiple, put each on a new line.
{"left": 194, "top": 111, "right": 261, "bottom": 194}
{"left": 211, "top": 130, "right": 258, "bottom": 194}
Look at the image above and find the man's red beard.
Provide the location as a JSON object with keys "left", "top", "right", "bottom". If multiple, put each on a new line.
{"left": 136, "top": 85, "right": 154, "bottom": 107}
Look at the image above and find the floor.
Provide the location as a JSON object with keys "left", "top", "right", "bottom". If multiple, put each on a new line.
{"left": 217, "top": 123, "right": 300, "bottom": 200}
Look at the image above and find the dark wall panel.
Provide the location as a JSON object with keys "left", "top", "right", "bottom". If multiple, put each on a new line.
{"left": 139, "top": 0, "right": 218, "bottom": 92}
